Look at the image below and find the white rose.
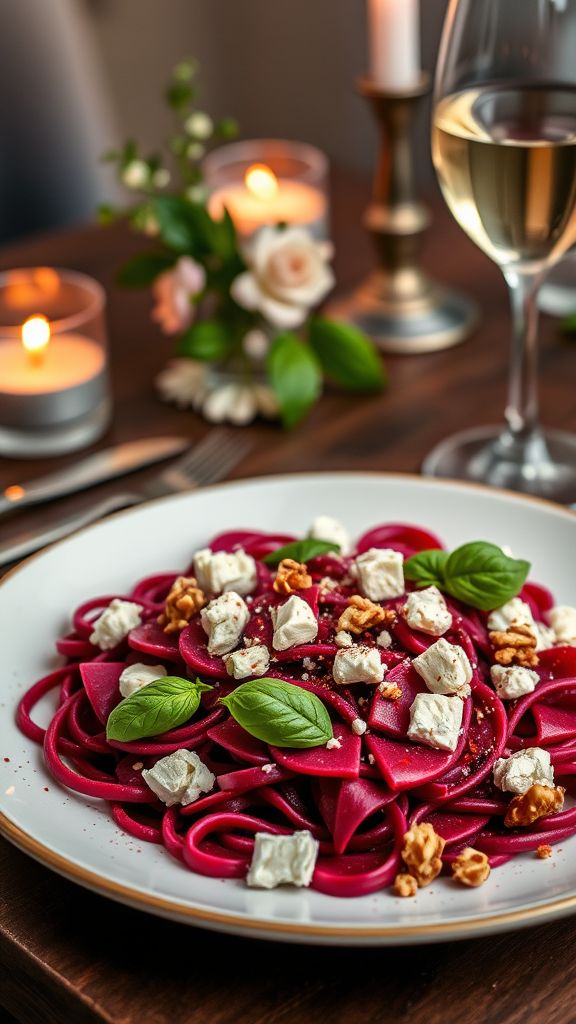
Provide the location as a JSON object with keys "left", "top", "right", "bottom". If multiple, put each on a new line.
{"left": 122, "top": 159, "right": 150, "bottom": 190}
{"left": 231, "top": 226, "right": 335, "bottom": 329}
{"left": 185, "top": 112, "right": 214, "bottom": 140}
{"left": 151, "top": 256, "right": 206, "bottom": 335}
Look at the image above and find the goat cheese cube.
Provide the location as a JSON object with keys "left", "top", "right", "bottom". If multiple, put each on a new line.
{"left": 401, "top": 586, "right": 452, "bottom": 637}
{"left": 493, "top": 747, "right": 554, "bottom": 795}
{"left": 549, "top": 605, "right": 576, "bottom": 646}
{"left": 351, "top": 717, "right": 367, "bottom": 736}
{"left": 490, "top": 665, "right": 539, "bottom": 700}
{"left": 308, "top": 515, "right": 351, "bottom": 556}
{"left": 487, "top": 598, "right": 534, "bottom": 632}
{"left": 246, "top": 830, "right": 319, "bottom": 889}
{"left": 354, "top": 548, "right": 405, "bottom": 601}
{"left": 335, "top": 630, "right": 353, "bottom": 648}
{"left": 200, "top": 591, "right": 250, "bottom": 656}
{"left": 376, "top": 629, "right": 392, "bottom": 649}
{"left": 332, "top": 645, "right": 385, "bottom": 685}
{"left": 118, "top": 662, "right": 167, "bottom": 698}
{"left": 89, "top": 599, "right": 143, "bottom": 650}
{"left": 225, "top": 645, "right": 270, "bottom": 679}
{"left": 271, "top": 595, "right": 318, "bottom": 651}
{"left": 407, "top": 693, "right": 463, "bottom": 752}
{"left": 142, "top": 749, "right": 215, "bottom": 806}
{"left": 412, "top": 637, "right": 472, "bottom": 697}
{"left": 193, "top": 547, "right": 257, "bottom": 596}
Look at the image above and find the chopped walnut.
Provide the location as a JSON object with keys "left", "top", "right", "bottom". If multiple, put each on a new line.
{"left": 337, "top": 595, "right": 396, "bottom": 636}
{"left": 451, "top": 847, "right": 491, "bottom": 887}
{"left": 401, "top": 822, "right": 445, "bottom": 887}
{"left": 504, "top": 784, "right": 565, "bottom": 828}
{"left": 536, "top": 844, "right": 553, "bottom": 859}
{"left": 489, "top": 623, "right": 539, "bottom": 668}
{"left": 157, "top": 576, "right": 206, "bottom": 634}
{"left": 379, "top": 682, "right": 402, "bottom": 700}
{"left": 393, "top": 873, "right": 418, "bottom": 898}
{"left": 273, "top": 558, "right": 312, "bottom": 595}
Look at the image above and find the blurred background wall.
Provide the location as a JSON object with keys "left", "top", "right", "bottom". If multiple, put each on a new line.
{"left": 0, "top": 0, "right": 448, "bottom": 243}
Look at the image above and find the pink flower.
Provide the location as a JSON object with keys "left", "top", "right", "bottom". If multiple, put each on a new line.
{"left": 151, "top": 257, "right": 206, "bottom": 335}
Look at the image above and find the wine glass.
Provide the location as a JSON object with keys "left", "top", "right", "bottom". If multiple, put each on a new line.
{"left": 423, "top": 0, "right": 576, "bottom": 502}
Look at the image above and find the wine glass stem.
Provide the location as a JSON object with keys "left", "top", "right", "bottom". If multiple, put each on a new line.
{"left": 502, "top": 270, "right": 543, "bottom": 441}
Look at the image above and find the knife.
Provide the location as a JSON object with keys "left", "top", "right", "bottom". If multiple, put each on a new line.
{"left": 0, "top": 436, "right": 190, "bottom": 517}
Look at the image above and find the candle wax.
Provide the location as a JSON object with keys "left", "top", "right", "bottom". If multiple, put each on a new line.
{"left": 368, "top": 0, "right": 421, "bottom": 91}
{"left": 0, "top": 334, "right": 105, "bottom": 395}
{"left": 208, "top": 179, "right": 327, "bottom": 237}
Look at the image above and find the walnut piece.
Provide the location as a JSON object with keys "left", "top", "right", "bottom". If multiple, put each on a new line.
{"left": 504, "top": 784, "right": 565, "bottom": 828}
{"left": 536, "top": 844, "right": 553, "bottom": 860}
{"left": 273, "top": 558, "right": 312, "bottom": 595}
{"left": 379, "top": 682, "right": 402, "bottom": 700}
{"left": 489, "top": 623, "right": 539, "bottom": 668}
{"left": 337, "top": 595, "right": 396, "bottom": 636}
{"left": 157, "top": 576, "right": 206, "bottom": 634}
{"left": 451, "top": 847, "right": 491, "bottom": 887}
{"left": 393, "top": 873, "right": 418, "bottom": 898}
{"left": 401, "top": 822, "right": 445, "bottom": 887}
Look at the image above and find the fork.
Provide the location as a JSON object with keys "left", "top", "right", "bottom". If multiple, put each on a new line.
{"left": 0, "top": 429, "right": 252, "bottom": 566}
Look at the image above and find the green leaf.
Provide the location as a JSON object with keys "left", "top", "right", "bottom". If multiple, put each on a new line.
{"left": 309, "top": 318, "right": 386, "bottom": 392}
{"left": 217, "top": 117, "right": 240, "bottom": 140}
{"left": 166, "top": 81, "right": 195, "bottom": 110}
{"left": 267, "top": 333, "right": 322, "bottom": 429}
{"left": 106, "top": 677, "right": 213, "bottom": 742}
{"left": 178, "top": 320, "right": 233, "bottom": 362}
{"left": 563, "top": 313, "right": 576, "bottom": 335}
{"left": 220, "top": 679, "right": 333, "bottom": 749}
{"left": 443, "top": 542, "right": 530, "bottom": 611}
{"left": 151, "top": 195, "right": 200, "bottom": 252}
{"left": 404, "top": 550, "right": 449, "bottom": 589}
{"left": 262, "top": 538, "right": 341, "bottom": 566}
{"left": 117, "top": 252, "right": 175, "bottom": 287}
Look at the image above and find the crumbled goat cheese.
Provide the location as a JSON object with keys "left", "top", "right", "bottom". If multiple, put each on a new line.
{"left": 376, "top": 629, "right": 393, "bottom": 649}
{"left": 490, "top": 665, "right": 539, "bottom": 700}
{"left": 89, "top": 599, "right": 143, "bottom": 650}
{"left": 493, "top": 747, "right": 554, "bottom": 795}
{"left": 308, "top": 515, "right": 351, "bottom": 556}
{"left": 407, "top": 692, "right": 463, "bottom": 752}
{"left": 246, "top": 831, "right": 319, "bottom": 888}
{"left": 332, "top": 646, "right": 385, "bottom": 686}
{"left": 200, "top": 591, "right": 250, "bottom": 656}
{"left": 225, "top": 645, "right": 270, "bottom": 679}
{"left": 118, "top": 662, "right": 167, "bottom": 698}
{"left": 412, "top": 637, "right": 472, "bottom": 697}
{"left": 335, "top": 630, "right": 353, "bottom": 648}
{"left": 271, "top": 595, "right": 318, "bottom": 651}
{"left": 401, "top": 586, "right": 452, "bottom": 637}
{"left": 487, "top": 598, "right": 534, "bottom": 632}
{"left": 354, "top": 548, "right": 405, "bottom": 601}
{"left": 142, "top": 749, "right": 215, "bottom": 806}
{"left": 351, "top": 718, "right": 367, "bottom": 736}
{"left": 548, "top": 605, "right": 576, "bottom": 646}
{"left": 326, "top": 737, "right": 342, "bottom": 750}
{"left": 193, "top": 547, "right": 257, "bottom": 596}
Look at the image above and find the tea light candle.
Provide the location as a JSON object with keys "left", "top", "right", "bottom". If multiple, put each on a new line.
{"left": 368, "top": 0, "right": 421, "bottom": 91}
{"left": 0, "top": 269, "right": 110, "bottom": 457}
{"left": 205, "top": 141, "right": 329, "bottom": 241}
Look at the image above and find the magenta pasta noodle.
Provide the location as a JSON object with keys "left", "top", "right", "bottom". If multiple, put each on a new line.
{"left": 16, "top": 522, "right": 576, "bottom": 897}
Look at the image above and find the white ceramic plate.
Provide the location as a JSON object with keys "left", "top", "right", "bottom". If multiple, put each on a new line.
{"left": 2, "top": 472, "right": 576, "bottom": 946}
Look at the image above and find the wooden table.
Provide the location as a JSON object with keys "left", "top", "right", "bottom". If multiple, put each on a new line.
{"left": 2, "top": 172, "right": 576, "bottom": 1024}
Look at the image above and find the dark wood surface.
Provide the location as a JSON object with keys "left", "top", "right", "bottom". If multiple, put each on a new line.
{"left": 1, "top": 169, "right": 576, "bottom": 1024}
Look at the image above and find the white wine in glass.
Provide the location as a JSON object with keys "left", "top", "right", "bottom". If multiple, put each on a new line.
{"left": 424, "top": 0, "right": 576, "bottom": 502}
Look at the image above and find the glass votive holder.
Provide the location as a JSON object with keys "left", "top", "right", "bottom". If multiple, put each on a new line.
{"left": 0, "top": 267, "right": 111, "bottom": 458}
{"left": 204, "top": 139, "right": 330, "bottom": 241}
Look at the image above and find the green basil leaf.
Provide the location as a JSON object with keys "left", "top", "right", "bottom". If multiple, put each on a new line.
{"left": 178, "top": 320, "right": 233, "bottom": 361}
{"left": 262, "top": 538, "right": 340, "bottom": 566}
{"left": 106, "top": 677, "right": 213, "bottom": 742}
{"left": 117, "top": 252, "right": 176, "bottom": 287}
{"left": 309, "top": 317, "right": 386, "bottom": 391}
{"left": 443, "top": 542, "right": 530, "bottom": 611}
{"left": 267, "top": 333, "right": 322, "bottom": 430}
{"left": 220, "top": 678, "right": 333, "bottom": 749}
{"left": 404, "top": 549, "right": 449, "bottom": 589}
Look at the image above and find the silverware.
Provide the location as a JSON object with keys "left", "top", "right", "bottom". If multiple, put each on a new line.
{"left": 0, "top": 430, "right": 251, "bottom": 566}
{"left": 0, "top": 436, "right": 191, "bottom": 517}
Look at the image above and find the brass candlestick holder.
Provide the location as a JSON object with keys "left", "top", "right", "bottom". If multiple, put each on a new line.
{"left": 330, "top": 73, "right": 477, "bottom": 354}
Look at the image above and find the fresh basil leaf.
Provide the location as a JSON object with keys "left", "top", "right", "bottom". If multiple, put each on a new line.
{"left": 309, "top": 317, "right": 386, "bottom": 392}
{"left": 443, "top": 542, "right": 530, "bottom": 611}
{"left": 117, "top": 252, "right": 176, "bottom": 287}
{"left": 267, "top": 333, "right": 322, "bottom": 430}
{"left": 106, "top": 677, "right": 213, "bottom": 742}
{"left": 178, "top": 320, "right": 233, "bottom": 361}
{"left": 262, "top": 538, "right": 340, "bottom": 566}
{"left": 220, "top": 678, "right": 333, "bottom": 748}
{"left": 404, "top": 549, "right": 449, "bottom": 589}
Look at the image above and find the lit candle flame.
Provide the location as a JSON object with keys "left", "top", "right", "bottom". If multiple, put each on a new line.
{"left": 22, "top": 315, "right": 51, "bottom": 365}
{"left": 245, "top": 164, "right": 279, "bottom": 201}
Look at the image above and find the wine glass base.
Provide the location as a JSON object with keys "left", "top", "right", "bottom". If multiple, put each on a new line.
{"left": 422, "top": 425, "right": 576, "bottom": 504}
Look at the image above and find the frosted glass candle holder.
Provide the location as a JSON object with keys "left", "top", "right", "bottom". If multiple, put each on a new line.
{"left": 0, "top": 268, "right": 111, "bottom": 458}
